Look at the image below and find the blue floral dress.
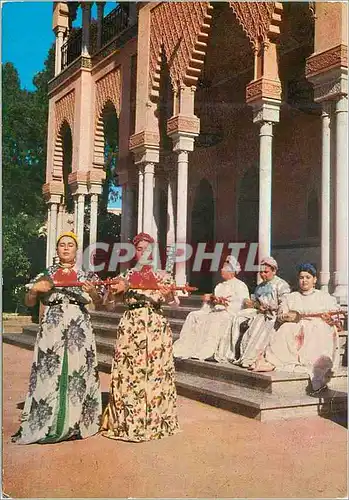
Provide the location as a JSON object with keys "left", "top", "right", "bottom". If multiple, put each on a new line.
{"left": 12, "top": 265, "right": 103, "bottom": 444}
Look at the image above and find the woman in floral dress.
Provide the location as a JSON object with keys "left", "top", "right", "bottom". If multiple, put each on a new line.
{"left": 101, "top": 232, "right": 180, "bottom": 442}
{"left": 12, "top": 232, "right": 103, "bottom": 444}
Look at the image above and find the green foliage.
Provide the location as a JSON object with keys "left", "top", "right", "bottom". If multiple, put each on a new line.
{"left": 2, "top": 47, "right": 55, "bottom": 312}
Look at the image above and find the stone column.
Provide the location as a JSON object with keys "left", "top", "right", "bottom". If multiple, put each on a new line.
{"left": 333, "top": 94, "right": 348, "bottom": 304}
{"left": 167, "top": 172, "right": 176, "bottom": 248}
{"left": 57, "top": 204, "right": 65, "bottom": 239}
{"left": 320, "top": 102, "right": 332, "bottom": 291}
{"left": 246, "top": 98, "right": 280, "bottom": 264}
{"left": 153, "top": 173, "right": 161, "bottom": 241}
{"left": 96, "top": 2, "right": 105, "bottom": 50}
{"left": 54, "top": 27, "right": 65, "bottom": 76}
{"left": 143, "top": 163, "right": 155, "bottom": 235}
{"left": 89, "top": 193, "right": 99, "bottom": 247}
{"left": 46, "top": 205, "right": 52, "bottom": 267}
{"left": 76, "top": 194, "right": 85, "bottom": 254}
{"left": 258, "top": 120, "right": 274, "bottom": 260}
{"left": 137, "top": 165, "right": 144, "bottom": 233}
{"left": 175, "top": 150, "right": 189, "bottom": 286}
{"left": 81, "top": 3, "right": 91, "bottom": 57}
{"left": 74, "top": 196, "right": 78, "bottom": 233}
{"left": 49, "top": 202, "right": 58, "bottom": 266}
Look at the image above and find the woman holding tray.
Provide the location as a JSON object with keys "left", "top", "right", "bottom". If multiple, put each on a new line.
{"left": 101, "top": 232, "right": 180, "bottom": 442}
{"left": 12, "top": 232, "right": 103, "bottom": 444}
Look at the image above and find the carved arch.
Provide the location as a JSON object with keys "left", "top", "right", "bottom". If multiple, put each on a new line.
{"left": 55, "top": 90, "right": 75, "bottom": 136}
{"left": 229, "top": 2, "right": 283, "bottom": 48}
{"left": 52, "top": 120, "right": 72, "bottom": 181}
{"left": 94, "top": 69, "right": 121, "bottom": 167}
{"left": 149, "top": 2, "right": 213, "bottom": 97}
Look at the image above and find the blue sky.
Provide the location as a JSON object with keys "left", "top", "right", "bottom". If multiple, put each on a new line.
{"left": 2, "top": 1, "right": 116, "bottom": 90}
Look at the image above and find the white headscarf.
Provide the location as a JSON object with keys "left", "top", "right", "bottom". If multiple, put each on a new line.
{"left": 223, "top": 255, "right": 241, "bottom": 274}
{"left": 260, "top": 256, "right": 278, "bottom": 271}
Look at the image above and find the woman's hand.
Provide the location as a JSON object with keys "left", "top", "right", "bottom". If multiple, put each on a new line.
{"left": 109, "top": 279, "right": 127, "bottom": 295}
{"left": 158, "top": 285, "right": 173, "bottom": 299}
{"left": 244, "top": 298, "right": 255, "bottom": 309}
{"left": 202, "top": 293, "right": 212, "bottom": 303}
{"left": 82, "top": 280, "right": 97, "bottom": 295}
{"left": 31, "top": 279, "right": 53, "bottom": 294}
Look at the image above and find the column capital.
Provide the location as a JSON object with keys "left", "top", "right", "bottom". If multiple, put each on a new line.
{"left": 42, "top": 181, "right": 64, "bottom": 202}
{"left": 144, "top": 162, "right": 155, "bottom": 175}
{"left": 68, "top": 171, "right": 89, "bottom": 195}
{"left": 246, "top": 77, "right": 282, "bottom": 105}
{"left": 167, "top": 114, "right": 200, "bottom": 139}
{"left": 129, "top": 130, "right": 160, "bottom": 165}
{"left": 251, "top": 102, "right": 280, "bottom": 124}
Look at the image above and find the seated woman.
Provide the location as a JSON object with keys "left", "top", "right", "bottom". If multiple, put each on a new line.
{"left": 101, "top": 232, "right": 180, "bottom": 442}
{"left": 12, "top": 232, "right": 103, "bottom": 444}
{"left": 253, "top": 263, "right": 341, "bottom": 395}
{"left": 173, "top": 256, "right": 250, "bottom": 362}
{"left": 234, "top": 256, "right": 291, "bottom": 369}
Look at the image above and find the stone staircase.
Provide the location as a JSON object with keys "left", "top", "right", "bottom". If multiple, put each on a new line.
{"left": 2, "top": 296, "right": 347, "bottom": 422}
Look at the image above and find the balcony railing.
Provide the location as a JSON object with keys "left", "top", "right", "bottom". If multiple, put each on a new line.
{"left": 61, "top": 29, "right": 82, "bottom": 71}
{"left": 101, "top": 5, "right": 129, "bottom": 48}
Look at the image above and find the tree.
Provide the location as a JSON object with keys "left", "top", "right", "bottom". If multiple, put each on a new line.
{"left": 2, "top": 46, "right": 55, "bottom": 312}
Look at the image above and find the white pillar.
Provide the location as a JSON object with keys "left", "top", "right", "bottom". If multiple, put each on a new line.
{"left": 77, "top": 194, "right": 85, "bottom": 259}
{"left": 49, "top": 203, "right": 58, "bottom": 267}
{"left": 175, "top": 150, "right": 189, "bottom": 286}
{"left": 74, "top": 196, "right": 78, "bottom": 233}
{"left": 153, "top": 174, "right": 160, "bottom": 241}
{"left": 143, "top": 163, "right": 154, "bottom": 235}
{"left": 96, "top": 2, "right": 105, "bottom": 50}
{"left": 46, "top": 205, "right": 51, "bottom": 267}
{"left": 57, "top": 204, "right": 64, "bottom": 239}
{"left": 166, "top": 173, "right": 176, "bottom": 274}
{"left": 89, "top": 193, "right": 99, "bottom": 246}
{"left": 81, "top": 3, "right": 91, "bottom": 56}
{"left": 333, "top": 95, "right": 348, "bottom": 304}
{"left": 320, "top": 102, "right": 332, "bottom": 292}
{"left": 137, "top": 166, "right": 144, "bottom": 233}
{"left": 54, "top": 28, "right": 65, "bottom": 76}
{"left": 258, "top": 121, "right": 273, "bottom": 261}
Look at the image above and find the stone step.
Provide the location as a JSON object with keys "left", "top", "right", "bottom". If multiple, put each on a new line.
{"left": 3, "top": 333, "right": 347, "bottom": 421}
{"left": 174, "top": 358, "right": 347, "bottom": 396}
{"left": 2, "top": 315, "right": 34, "bottom": 333}
{"left": 91, "top": 303, "right": 200, "bottom": 322}
{"left": 96, "top": 352, "right": 347, "bottom": 422}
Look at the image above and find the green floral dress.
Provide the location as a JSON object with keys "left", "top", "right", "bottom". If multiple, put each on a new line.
{"left": 101, "top": 267, "right": 180, "bottom": 442}
{"left": 12, "top": 265, "right": 102, "bottom": 444}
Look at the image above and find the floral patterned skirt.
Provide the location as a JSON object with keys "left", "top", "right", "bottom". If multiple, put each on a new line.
{"left": 101, "top": 306, "right": 180, "bottom": 442}
{"left": 12, "top": 303, "right": 102, "bottom": 444}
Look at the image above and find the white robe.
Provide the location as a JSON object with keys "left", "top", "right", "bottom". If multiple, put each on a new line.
{"left": 173, "top": 278, "right": 250, "bottom": 362}
{"left": 235, "top": 275, "right": 291, "bottom": 367}
{"left": 265, "top": 289, "right": 340, "bottom": 389}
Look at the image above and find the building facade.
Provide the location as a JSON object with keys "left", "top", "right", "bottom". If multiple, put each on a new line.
{"left": 44, "top": 1, "right": 348, "bottom": 303}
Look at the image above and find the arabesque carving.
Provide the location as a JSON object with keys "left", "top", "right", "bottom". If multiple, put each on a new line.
{"left": 229, "top": 2, "right": 282, "bottom": 47}
{"left": 55, "top": 90, "right": 75, "bottom": 133}
{"left": 149, "top": 2, "right": 213, "bottom": 95}
{"left": 306, "top": 44, "right": 348, "bottom": 78}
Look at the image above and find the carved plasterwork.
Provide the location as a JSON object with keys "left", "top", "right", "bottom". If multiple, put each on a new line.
{"left": 246, "top": 77, "right": 282, "bottom": 103}
{"left": 306, "top": 44, "right": 348, "bottom": 79}
{"left": 129, "top": 130, "right": 160, "bottom": 152}
{"left": 55, "top": 90, "right": 75, "bottom": 133}
{"left": 167, "top": 115, "right": 200, "bottom": 136}
{"left": 149, "top": 2, "right": 213, "bottom": 95}
{"left": 95, "top": 68, "right": 121, "bottom": 118}
{"left": 229, "top": 2, "right": 281, "bottom": 47}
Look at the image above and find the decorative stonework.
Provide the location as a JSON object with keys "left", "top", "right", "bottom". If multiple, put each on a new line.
{"left": 42, "top": 181, "right": 64, "bottom": 202}
{"left": 93, "top": 68, "right": 122, "bottom": 167}
{"left": 129, "top": 130, "right": 160, "bottom": 152}
{"left": 246, "top": 77, "right": 282, "bottom": 103}
{"left": 55, "top": 90, "right": 75, "bottom": 134}
{"left": 167, "top": 115, "right": 200, "bottom": 136}
{"left": 229, "top": 2, "right": 282, "bottom": 47}
{"left": 149, "top": 2, "right": 213, "bottom": 95}
{"left": 68, "top": 171, "right": 89, "bottom": 194}
{"left": 306, "top": 44, "right": 348, "bottom": 79}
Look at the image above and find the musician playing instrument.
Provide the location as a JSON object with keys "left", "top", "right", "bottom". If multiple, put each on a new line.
{"left": 173, "top": 255, "right": 250, "bottom": 362}
{"left": 101, "top": 232, "right": 180, "bottom": 442}
{"left": 253, "top": 263, "right": 342, "bottom": 396}
{"left": 12, "top": 232, "right": 103, "bottom": 444}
